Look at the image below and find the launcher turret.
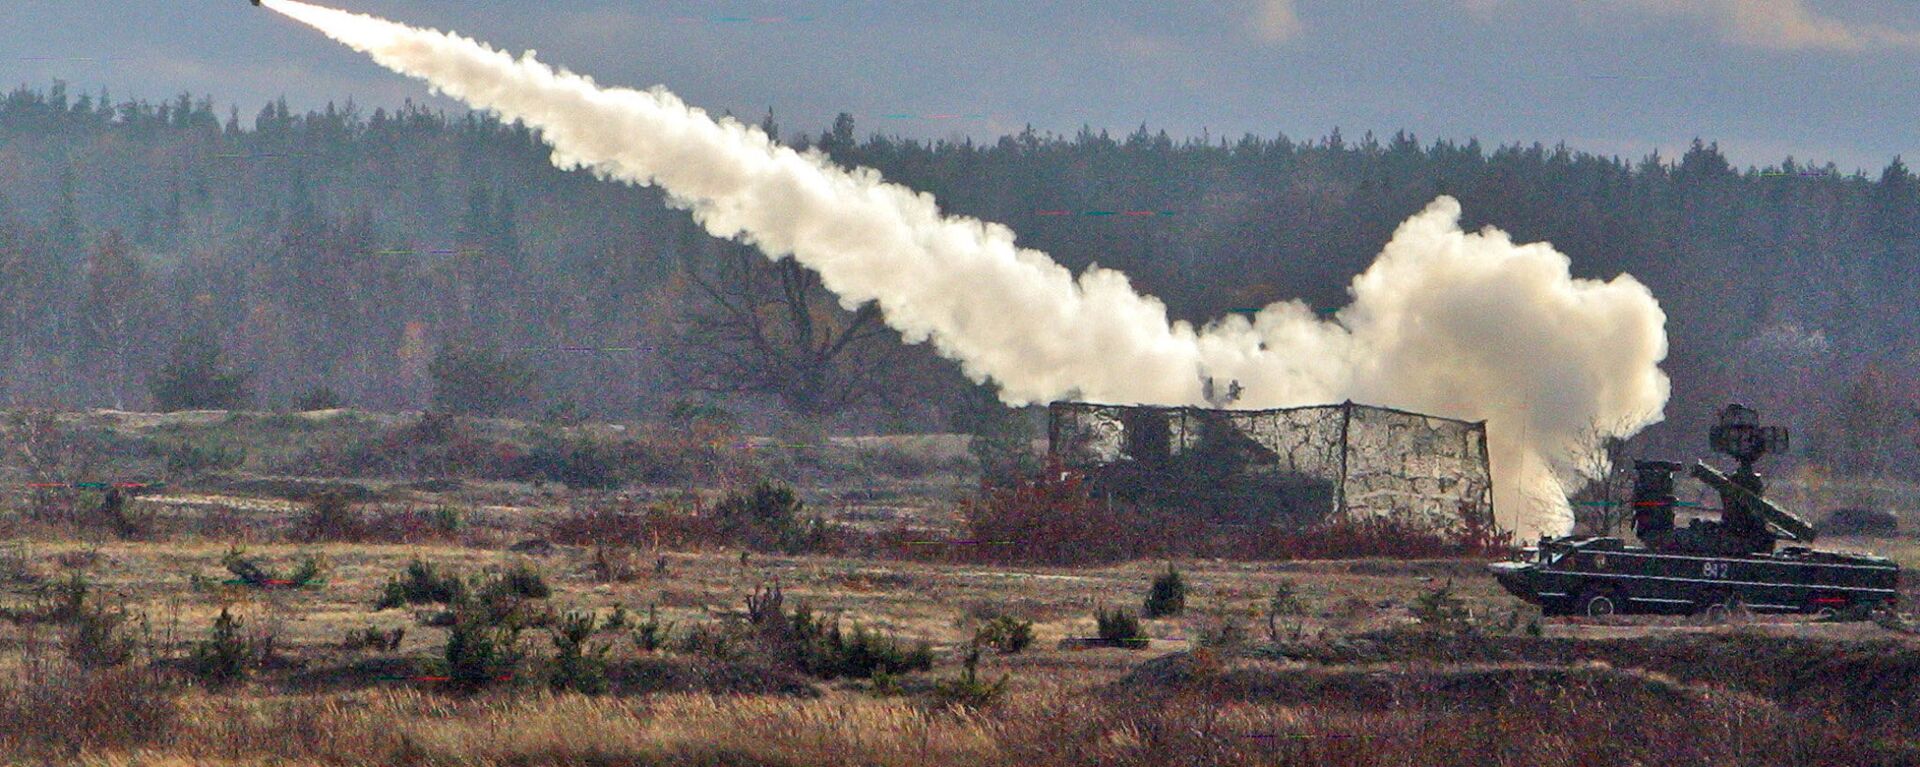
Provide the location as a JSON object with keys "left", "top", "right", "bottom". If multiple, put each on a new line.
{"left": 1631, "top": 404, "right": 1813, "bottom": 555}
{"left": 1690, "top": 461, "right": 1815, "bottom": 545}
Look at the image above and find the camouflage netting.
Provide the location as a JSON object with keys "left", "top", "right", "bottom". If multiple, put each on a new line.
{"left": 1048, "top": 401, "right": 1493, "bottom": 532}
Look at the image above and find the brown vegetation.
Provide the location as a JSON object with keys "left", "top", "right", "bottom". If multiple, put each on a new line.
{"left": 955, "top": 466, "right": 1513, "bottom": 566}
{"left": 0, "top": 412, "right": 1914, "bottom": 765}
{"left": 0, "top": 640, "right": 1902, "bottom": 766}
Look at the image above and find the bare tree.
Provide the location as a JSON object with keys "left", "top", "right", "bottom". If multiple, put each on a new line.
{"left": 663, "top": 241, "right": 907, "bottom": 420}
{"left": 1566, "top": 414, "right": 1653, "bottom": 537}
{"left": 81, "top": 231, "right": 153, "bottom": 410}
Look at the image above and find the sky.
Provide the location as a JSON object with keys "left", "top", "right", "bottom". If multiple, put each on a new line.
{"left": 7, "top": 0, "right": 1919, "bottom": 173}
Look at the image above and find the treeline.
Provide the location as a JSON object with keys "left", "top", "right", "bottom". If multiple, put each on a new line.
{"left": 0, "top": 82, "right": 1916, "bottom": 477}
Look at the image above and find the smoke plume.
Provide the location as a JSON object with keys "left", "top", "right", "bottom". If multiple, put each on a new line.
{"left": 261, "top": 0, "right": 1669, "bottom": 537}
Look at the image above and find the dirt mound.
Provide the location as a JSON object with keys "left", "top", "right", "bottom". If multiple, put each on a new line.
{"left": 1255, "top": 628, "right": 1920, "bottom": 731}
{"left": 284, "top": 655, "right": 817, "bottom": 698}
{"left": 1121, "top": 651, "right": 1731, "bottom": 714}
{"left": 507, "top": 538, "right": 559, "bottom": 556}
{"left": 207, "top": 476, "right": 380, "bottom": 503}
{"left": 81, "top": 409, "right": 231, "bottom": 429}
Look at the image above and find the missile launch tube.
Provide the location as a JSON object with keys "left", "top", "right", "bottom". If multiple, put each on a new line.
{"left": 1689, "top": 461, "right": 1817, "bottom": 543}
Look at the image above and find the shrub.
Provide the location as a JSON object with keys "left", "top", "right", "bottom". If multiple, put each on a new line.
{"left": 632, "top": 605, "right": 674, "bottom": 653}
{"left": 410, "top": 411, "right": 463, "bottom": 445}
{"left": 741, "top": 582, "right": 933, "bottom": 679}
{"left": 932, "top": 643, "right": 1009, "bottom": 709}
{"left": 10, "top": 572, "right": 92, "bottom": 625}
{"left": 618, "top": 422, "right": 757, "bottom": 486}
{"left": 148, "top": 329, "right": 253, "bottom": 411}
{"left": 676, "top": 619, "right": 750, "bottom": 661}
{"left": 376, "top": 559, "right": 553, "bottom": 629}
{"left": 802, "top": 620, "right": 935, "bottom": 679}
{"left": 190, "top": 608, "right": 252, "bottom": 689}
{"left": 515, "top": 439, "right": 621, "bottom": 489}
{"left": 489, "top": 561, "right": 551, "bottom": 601}
{"left": 339, "top": 504, "right": 467, "bottom": 544}
{"left": 1196, "top": 604, "right": 1252, "bottom": 650}
{"left": 1251, "top": 516, "right": 1509, "bottom": 561}
{"left": 222, "top": 547, "right": 325, "bottom": 589}
{"left": 546, "top": 611, "right": 611, "bottom": 695}
{"left": 297, "top": 491, "right": 366, "bottom": 542}
{"left": 1142, "top": 564, "right": 1187, "bottom": 619}
{"left": 589, "top": 545, "right": 639, "bottom": 583}
{"left": 444, "top": 563, "right": 555, "bottom": 630}
{"left": 2, "top": 572, "right": 100, "bottom": 626}
{"left": 55, "top": 548, "right": 100, "bottom": 570}
{"left": 164, "top": 440, "right": 246, "bottom": 477}
{"left": 548, "top": 498, "right": 722, "bottom": 550}
{"left": 429, "top": 505, "right": 465, "bottom": 535}
{"left": 64, "top": 594, "right": 137, "bottom": 669}
{"left": 89, "top": 488, "right": 153, "bottom": 540}
{"left": 1412, "top": 581, "right": 1471, "bottom": 632}
{"left": 374, "top": 559, "right": 466, "bottom": 610}
{"left": 714, "top": 481, "right": 829, "bottom": 553}
{"left": 220, "top": 546, "right": 267, "bottom": 585}
{"left": 974, "top": 615, "right": 1035, "bottom": 654}
{"left": 296, "top": 386, "right": 343, "bottom": 411}
{"left": 1455, "top": 502, "right": 1518, "bottom": 558}
{"left": 341, "top": 626, "right": 405, "bottom": 652}
{"left": 341, "top": 626, "right": 376, "bottom": 651}
{"left": 959, "top": 461, "right": 1175, "bottom": 566}
{"left": 1266, "top": 580, "right": 1307, "bottom": 642}
{"left": 439, "top": 612, "right": 522, "bottom": 692}
{"left": 745, "top": 580, "right": 788, "bottom": 626}
{"left": 548, "top": 503, "right": 651, "bottom": 545}
{"left": 1095, "top": 607, "right": 1147, "bottom": 649}
{"left": 329, "top": 413, "right": 526, "bottom": 481}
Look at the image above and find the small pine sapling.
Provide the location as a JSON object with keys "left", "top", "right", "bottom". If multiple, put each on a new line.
{"left": 1142, "top": 563, "right": 1187, "bottom": 619}
{"left": 1266, "top": 580, "right": 1307, "bottom": 642}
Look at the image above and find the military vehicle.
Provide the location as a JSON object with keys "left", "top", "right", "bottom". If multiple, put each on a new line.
{"left": 1491, "top": 404, "right": 1900, "bottom": 619}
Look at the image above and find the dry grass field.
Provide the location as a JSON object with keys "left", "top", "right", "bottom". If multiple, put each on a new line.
{"left": 1, "top": 409, "right": 1918, "bottom": 766}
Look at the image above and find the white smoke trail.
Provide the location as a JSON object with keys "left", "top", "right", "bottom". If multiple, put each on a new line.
{"left": 262, "top": 0, "right": 1669, "bottom": 537}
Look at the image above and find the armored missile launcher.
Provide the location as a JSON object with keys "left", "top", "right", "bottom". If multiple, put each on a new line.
{"left": 1491, "top": 404, "right": 1901, "bottom": 619}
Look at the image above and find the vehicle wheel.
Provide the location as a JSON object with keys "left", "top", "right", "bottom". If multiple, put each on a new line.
{"left": 1700, "top": 593, "right": 1743, "bottom": 624}
{"left": 1839, "top": 602, "right": 1879, "bottom": 623}
{"left": 1576, "top": 588, "right": 1618, "bottom": 618}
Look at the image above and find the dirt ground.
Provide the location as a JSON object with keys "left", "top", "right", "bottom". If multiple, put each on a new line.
{"left": 3, "top": 410, "right": 1919, "bottom": 764}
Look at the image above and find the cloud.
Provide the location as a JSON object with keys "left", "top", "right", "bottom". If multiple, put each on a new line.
{"left": 1458, "top": 0, "right": 1505, "bottom": 19}
{"left": 1252, "top": 0, "right": 1305, "bottom": 43}
{"left": 1117, "top": 31, "right": 1179, "bottom": 60}
{"left": 1621, "top": 0, "right": 1920, "bottom": 52}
